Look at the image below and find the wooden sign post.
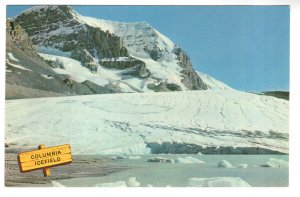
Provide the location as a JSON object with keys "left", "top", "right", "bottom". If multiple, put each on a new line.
{"left": 17, "top": 144, "right": 72, "bottom": 177}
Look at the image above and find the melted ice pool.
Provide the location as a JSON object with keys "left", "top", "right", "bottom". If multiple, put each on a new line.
{"left": 53, "top": 154, "right": 288, "bottom": 187}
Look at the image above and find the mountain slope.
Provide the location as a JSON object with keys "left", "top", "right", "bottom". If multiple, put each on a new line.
{"left": 12, "top": 5, "right": 208, "bottom": 93}
{"left": 6, "top": 20, "right": 80, "bottom": 99}
{"left": 5, "top": 90, "right": 288, "bottom": 155}
{"left": 5, "top": 20, "right": 123, "bottom": 99}
{"left": 196, "top": 71, "right": 233, "bottom": 90}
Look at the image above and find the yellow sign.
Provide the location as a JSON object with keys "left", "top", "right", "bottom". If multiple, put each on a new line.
{"left": 18, "top": 144, "right": 72, "bottom": 177}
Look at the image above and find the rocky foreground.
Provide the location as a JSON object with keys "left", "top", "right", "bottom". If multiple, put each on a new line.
{"left": 5, "top": 145, "right": 130, "bottom": 187}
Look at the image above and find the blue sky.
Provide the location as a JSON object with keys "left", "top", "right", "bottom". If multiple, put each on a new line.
{"left": 7, "top": 5, "right": 289, "bottom": 92}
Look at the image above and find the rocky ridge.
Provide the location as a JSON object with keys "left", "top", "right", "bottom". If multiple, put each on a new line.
{"left": 6, "top": 19, "right": 123, "bottom": 99}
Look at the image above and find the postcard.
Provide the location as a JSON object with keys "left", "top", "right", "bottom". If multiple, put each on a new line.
{"left": 4, "top": 4, "right": 290, "bottom": 188}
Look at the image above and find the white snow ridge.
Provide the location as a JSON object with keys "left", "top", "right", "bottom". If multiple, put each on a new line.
{"left": 196, "top": 71, "right": 232, "bottom": 90}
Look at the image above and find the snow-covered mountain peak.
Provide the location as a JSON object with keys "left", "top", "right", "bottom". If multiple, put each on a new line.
{"left": 76, "top": 14, "right": 176, "bottom": 60}
{"left": 15, "top": 5, "right": 177, "bottom": 61}
{"left": 13, "top": 5, "right": 209, "bottom": 92}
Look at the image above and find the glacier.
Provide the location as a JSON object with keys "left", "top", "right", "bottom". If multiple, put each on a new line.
{"left": 5, "top": 89, "right": 288, "bottom": 155}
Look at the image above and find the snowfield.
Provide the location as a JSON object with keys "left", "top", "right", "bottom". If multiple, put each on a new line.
{"left": 5, "top": 89, "right": 288, "bottom": 155}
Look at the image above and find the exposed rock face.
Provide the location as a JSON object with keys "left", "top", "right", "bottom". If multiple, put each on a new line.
{"left": 119, "top": 64, "right": 150, "bottom": 79}
{"left": 144, "top": 44, "right": 163, "bottom": 61}
{"left": 147, "top": 157, "right": 175, "bottom": 163}
{"left": 99, "top": 57, "right": 145, "bottom": 70}
{"left": 14, "top": 6, "right": 139, "bottom": 72}
{"left": 146, "top": 142, "right": 286, "bottom": 154}
{"left": 7, "top": 20, "right": 38, "bottom": 58}
{"left": 14, "top": 6, "right": 80, "bottom": 50}
{"left": 147, "top": 82, "right": 182, "bottom": 92}
{"left": 87, "top": 26, "right": 129, "bottom": 58}
{"left": 81, "top": 80, "right": 122, "bottom": 94}
{"left": 175, "top": 48, "right": 208, "bottom": 90}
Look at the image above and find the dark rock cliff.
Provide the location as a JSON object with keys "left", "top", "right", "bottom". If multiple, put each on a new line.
{"left": 14, "top": 6, "right": 143, "bottom": 72}
{"left": 175, "top": 47, "right": 208, "bottom": 90}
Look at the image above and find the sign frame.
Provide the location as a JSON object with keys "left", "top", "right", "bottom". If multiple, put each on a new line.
{"left": 17, "top": 144, "right": 73, "bottom": 177}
